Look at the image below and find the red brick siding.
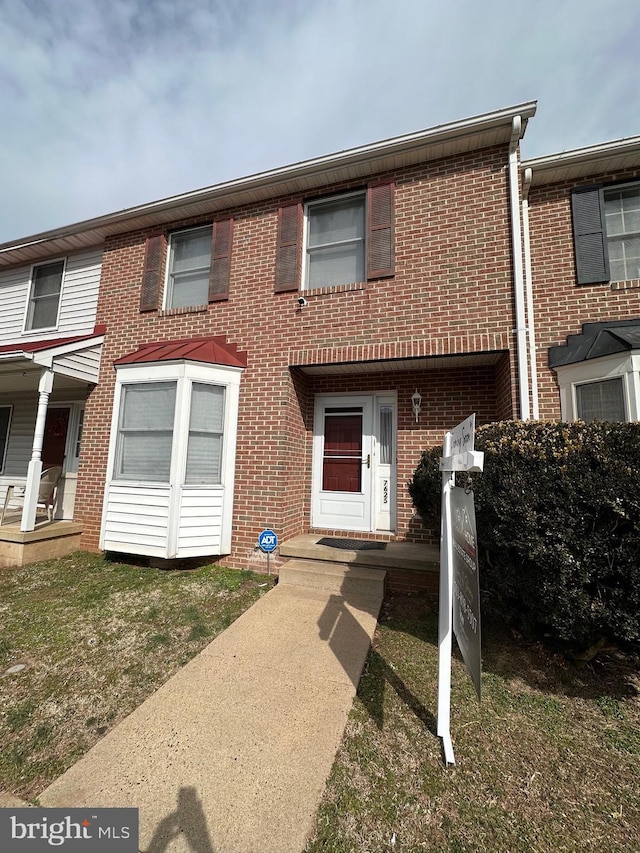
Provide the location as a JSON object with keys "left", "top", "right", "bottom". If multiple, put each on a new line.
{"left": 528, "top": 167, "right": 640, "bottom": 418}
{"left": 75, "top": 144, "right": 520, "bottom": 567}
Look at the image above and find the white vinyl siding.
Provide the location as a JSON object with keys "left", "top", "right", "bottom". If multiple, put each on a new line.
{"left": 177, "top": 488, "right": 224, "bottom": 555}
{"left": 102, "top": 484, "right": 172, "bottom": 557}
{"left": 0, "top": 248, "right": 102, "bottom": 344}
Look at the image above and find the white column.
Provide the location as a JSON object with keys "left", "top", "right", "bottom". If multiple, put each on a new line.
{"left": 21, "top": 368, "right": 54, "bottom": 531}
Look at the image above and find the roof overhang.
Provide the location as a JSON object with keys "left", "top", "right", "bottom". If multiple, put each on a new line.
{"left": 0, "top": 327, "right": 105, "bottom": 390}
{"left": 523, "top": 135, "right": 640, "bottom": 188}
{"left": 0, "top": 102, "right": 536, "bottom": 270}
{"left": 549, "top": 319, "right": 640, "bottom": 368}
{"left": 297, "top": 352, "right": 504, "bottom": 376}
{"left": 114, "top": 336, "right": 247, "bottom": 370}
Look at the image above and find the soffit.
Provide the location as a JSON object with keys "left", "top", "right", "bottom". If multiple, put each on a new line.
{"left": 523, "top": 136, "right": 640, "bottom": 188}
{"left": 0, "top": 102, "right": 536, "bottom": 270}
{"left": 298, "top": 352, "right": 503, "bottom": 376}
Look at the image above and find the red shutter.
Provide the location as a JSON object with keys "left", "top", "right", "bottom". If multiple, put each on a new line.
{"left": 275, "top": 201, "right": 302, "bottom": 292}
{"left": 209, "top": 217, "right": 233, "bottom": 302}
{"left": 139, "top": 232, "right": 166, "bottom": 312}
{"left": 367, "top": 181, "right": 395, "bottom": 279}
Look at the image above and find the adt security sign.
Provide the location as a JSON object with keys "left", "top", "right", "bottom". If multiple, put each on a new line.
{"left": 258, "top": 529, "right": 278, "bottom": 553}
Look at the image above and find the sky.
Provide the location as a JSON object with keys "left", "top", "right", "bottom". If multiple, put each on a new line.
{"left": 1, "top": 0, "right": 639, "bottom": 244}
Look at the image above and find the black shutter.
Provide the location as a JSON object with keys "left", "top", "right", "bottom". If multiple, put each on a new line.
{"left": 571, "top": 185, "right": 610, "bottom": 284}
{"left": 209, "top": 217, "right": 233, "bottom": 302}
{"left": 275, "top": 202, "right": 302, "bottom": 292}
{"left": 367, "top": 181, "right": 395, "bottom": 279}
{"left": 139, "top": 233, "right": 166, "bottom": 311}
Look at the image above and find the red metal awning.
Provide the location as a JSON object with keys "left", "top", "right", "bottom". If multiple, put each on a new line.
{"left": 114, "top": 336, "right": 247, "bottom": 369}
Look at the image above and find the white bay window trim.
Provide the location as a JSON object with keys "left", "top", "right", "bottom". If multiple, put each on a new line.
{"left": 101, "top": 360, "right": 242, "bottom": 558}
{"left": 556, "top": 352, "right": 640, "bottom": 422}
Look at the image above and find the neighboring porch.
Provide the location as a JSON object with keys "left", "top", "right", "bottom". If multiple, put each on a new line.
{"left": 0, "top": 328, "right": 103, "bottom": 566}
{"left": 0, "top": 520, "right": 83, "bottom": 569}
{"left": 279, "top": 533, "right": 440, "bottom": 595}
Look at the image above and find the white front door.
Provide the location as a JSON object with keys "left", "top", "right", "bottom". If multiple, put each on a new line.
{"left": 312, "top": 393, "right": 396, "bottom": 532}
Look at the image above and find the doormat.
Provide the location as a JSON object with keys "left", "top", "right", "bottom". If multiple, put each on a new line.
{"left": 317, "top": 537, "right": 387, "bottom": 551}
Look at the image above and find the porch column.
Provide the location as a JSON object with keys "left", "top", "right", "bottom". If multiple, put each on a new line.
{"left": 21, "top": 368, "right": 54, "bottom": 531}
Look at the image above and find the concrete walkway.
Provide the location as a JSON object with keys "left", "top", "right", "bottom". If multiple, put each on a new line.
{"left": 39, "top": 573, "right": 384, "bottom": 852}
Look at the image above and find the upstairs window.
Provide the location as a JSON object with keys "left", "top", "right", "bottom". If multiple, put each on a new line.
{"left": 572, "top": 182, "right": 640, "bottom": 284}
{"left": 165, "top": 226, "right": 213, "bottom": 309}
{"left": 603, "top": 185, "right": 640, "bottom": 282}
{"left": 305, "top": 192, "right": 365, "bottom": 289}
{"left": 25, "top": 260, "right": 64, "bottom": 330}
{"left": 275, "top": 181, "right": 395, "bottom": 292}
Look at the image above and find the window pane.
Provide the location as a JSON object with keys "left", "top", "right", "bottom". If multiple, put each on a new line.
{"left": 115, "top": 383, "right": 176, "bottom": 481}
{"left": 169, "top": 272, "right": 209, "bottom": 308}
{"left": 379, "top": 406, "right": 392, "bottom": 465}
{"left": 576, "top": 378, "right": 625, "bottom": 422}
{"left": 27, "top": 261, "right": 63, "bottom": 329}
{"left": 185, "top": 383, "right": 225, "bottom": 484}
{"left": 168, "top": 227, "right": 212, "bottom": 308}
{"left": 171, "top": 228, "right": 212, "bottom": 272}
{"left": 308, "top": 243, "right": 365, "bottom": 288}
{"left": 30, "top": 296, "right": 60, "bottom": 329}
{"left": 309, "top": 197, "right": 365, "bottom": 248}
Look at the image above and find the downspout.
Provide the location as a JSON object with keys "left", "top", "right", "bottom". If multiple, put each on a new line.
{"left": 521, "top": 167, "right": 540, "bottom": 418}
{"left": 508, "top": 116, "right": 530, "bottom": 420}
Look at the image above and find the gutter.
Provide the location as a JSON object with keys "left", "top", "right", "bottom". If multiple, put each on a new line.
{"left": 521, "top": 167, "right": 540, "bottom": 418}
{"left": 508, "top": 116, "right": 530, "bottom": 420}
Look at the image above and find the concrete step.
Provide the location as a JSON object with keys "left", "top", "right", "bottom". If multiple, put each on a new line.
{"left": 279, "top": 558, "right": 386, "bottom": 602}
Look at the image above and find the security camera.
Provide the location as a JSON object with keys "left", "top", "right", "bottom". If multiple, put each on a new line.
{"left": 297, "top": 297, "right": 308, "bottom": 308}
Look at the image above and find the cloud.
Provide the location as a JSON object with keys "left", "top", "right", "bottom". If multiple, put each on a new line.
{"left": 0, "top": 0, "right": 639, "bottom": 242}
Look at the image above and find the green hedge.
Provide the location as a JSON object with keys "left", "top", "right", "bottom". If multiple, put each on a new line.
{"left": 408, "top": 421, "right": 640, "bottom": 651}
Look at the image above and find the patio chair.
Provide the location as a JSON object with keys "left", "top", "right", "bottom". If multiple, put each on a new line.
{"left": 0, "top": 466, "right": 63, "bottom": 525}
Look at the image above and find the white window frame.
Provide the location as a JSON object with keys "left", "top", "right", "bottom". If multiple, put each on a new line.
{"left": 23, "top": 258, "right": 66, "bottom": 332}
{"left": 163, "top": 225, "right": 213, "bottom": 310}
{"left": 556, "top": 352, "right": 640, "bottom": 422}
{"left": 0, "top": 405, "right": 12, "bottom": 474}
{"left": 603, "top": 181, "right": 640, "bottom": 282}
{"left": 302, "top": 190, "right": 366, "bottom": 291}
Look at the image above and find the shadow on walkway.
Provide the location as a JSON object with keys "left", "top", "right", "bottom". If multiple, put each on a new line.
{"left": 146, "top": 786, "right": 215, "bottom": 853}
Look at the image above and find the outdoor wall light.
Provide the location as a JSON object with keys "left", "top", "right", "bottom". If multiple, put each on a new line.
{"left": 411, "top": 389, "right": 422, "bottom": 423}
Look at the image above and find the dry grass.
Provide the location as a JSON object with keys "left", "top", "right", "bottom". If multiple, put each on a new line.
{"left": 306, "top": 594, "right": 640, "bottom": 853}
{"left": 0, "top": 552, "right": 272, "bottom": 801}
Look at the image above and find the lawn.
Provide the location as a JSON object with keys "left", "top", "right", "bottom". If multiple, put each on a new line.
{"left": 305, "top": 594, "right": 640, "bottom": 853}
{"left": 0, "top": 552, "right": 272, "bottom": 801}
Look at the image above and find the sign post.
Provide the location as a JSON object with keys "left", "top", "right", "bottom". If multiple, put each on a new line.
{"left": 258, "top": 529, "right": 278, "bottom": 575}
{"left": 437, "top": 414, "right": 484, "bottom": 765}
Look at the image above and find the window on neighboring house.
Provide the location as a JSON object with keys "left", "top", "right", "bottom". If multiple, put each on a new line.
{"left": 114, "top": 382, "right": 177, "bottom": 482}
{"left": 603, "top": 185, "right": 640, "bottom": 282}
{"left": 305, "top": 192, "right": 366, "bottom": 289}
{"left": 25, "top": 260, "right": 64, "bottom": 330}
{"left": 575, "top": 378, "right": 626, "bottom": 422}
{"left": 0, "top": 406, "right": 12, "bottom": 473}
{"left": 165, "top": 226, "right": 213, "bottom": 309}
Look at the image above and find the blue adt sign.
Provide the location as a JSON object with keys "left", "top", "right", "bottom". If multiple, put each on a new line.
{"left": 258, "top": 529, "right": 278, "bottom": 553}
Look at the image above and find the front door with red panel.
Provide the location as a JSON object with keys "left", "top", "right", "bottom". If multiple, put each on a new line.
{"left": 312, "top": 396, "right": 373, "bottom": 531}
{"left": 42, "top": 407, "right": 70, "bottom": 469}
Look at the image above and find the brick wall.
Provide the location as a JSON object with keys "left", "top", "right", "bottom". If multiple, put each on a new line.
{"left": 75, "top": 143, "right": 520, "bottom": 567}
{"left": 528, "top": 167, "right": 640, "bottom": 418}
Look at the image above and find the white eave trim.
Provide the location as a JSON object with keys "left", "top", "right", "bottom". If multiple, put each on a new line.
{"left": 0, "top": 101, "right": 536, "bottom": 267}
{"left": 523, "top": 135, "right": 640, "bottom": 186}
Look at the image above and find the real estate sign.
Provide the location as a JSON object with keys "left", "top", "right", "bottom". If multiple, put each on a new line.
{"left": 451, "top": 486, "right": 482, "bottom": 700}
